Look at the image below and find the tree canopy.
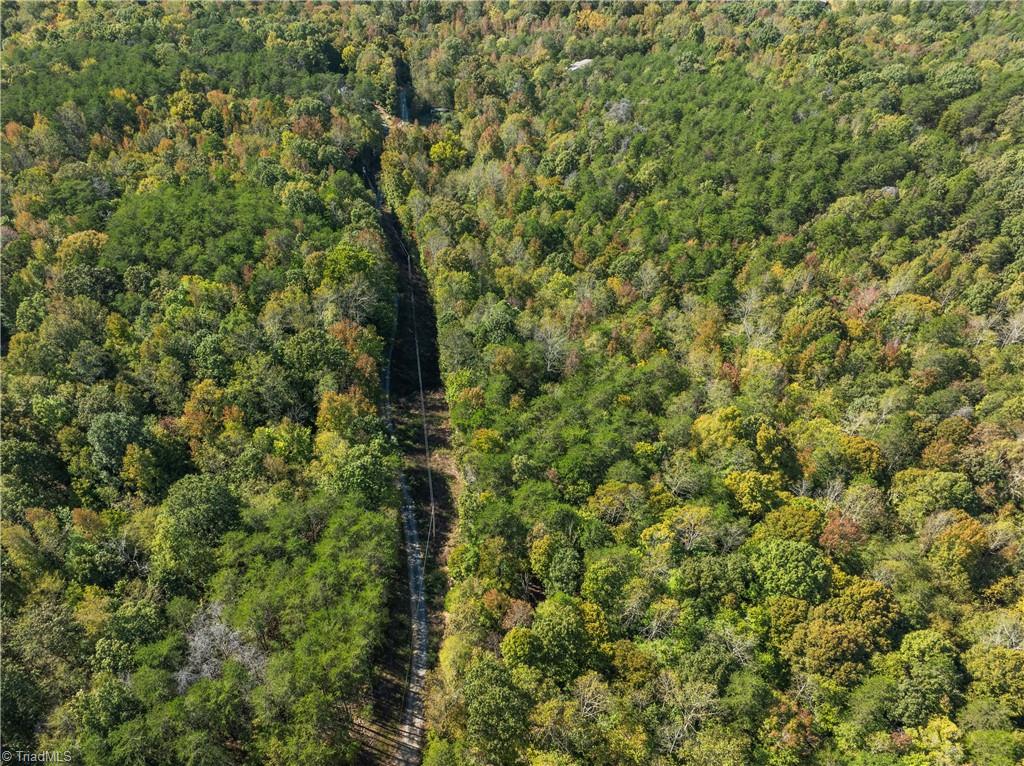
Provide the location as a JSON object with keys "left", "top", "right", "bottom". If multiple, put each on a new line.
{"left": 3, "top": 3, "right": 1024, "bottom": 765}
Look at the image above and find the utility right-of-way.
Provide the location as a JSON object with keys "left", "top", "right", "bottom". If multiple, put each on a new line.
{"left": 384, "top": 209, "right": 437, "bottom": 766}
{"left": 352, "top": 127, "right": 453, "bottom": 763}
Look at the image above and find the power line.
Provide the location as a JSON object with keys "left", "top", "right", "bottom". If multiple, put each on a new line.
{"left": 369, "top": 160, "right": 430, "bottom": 765}
{"left": 386, "top": 215, "right": 438, "bottom": 551}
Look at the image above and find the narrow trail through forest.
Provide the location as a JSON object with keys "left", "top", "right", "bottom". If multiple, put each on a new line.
{"left": 352, "top": 135, "right": 453, "bottom": 765}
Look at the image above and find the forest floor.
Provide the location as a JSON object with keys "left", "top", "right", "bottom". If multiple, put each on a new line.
{"left": 351, "top": 212, "right": 455, "bottom": 765}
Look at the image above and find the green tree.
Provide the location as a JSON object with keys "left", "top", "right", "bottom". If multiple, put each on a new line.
{"left": 531, "top": 594, "right": 593, "bottom": 687}
{"left": 882, "top": 629, "right": 959, "bottom": 726}
{"left": 749, "top": 539, "right": 831, "bottom": 602}
{"left": 462, "top": 656, "right": 529, "bottom": 764}
{"left": 150, "top": 475, "right": 239, "bottom": 595}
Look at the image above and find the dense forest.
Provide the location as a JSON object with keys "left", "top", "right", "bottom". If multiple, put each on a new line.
{"left": 1, "top": 3, "right": 407, "bottom": 763}
{"left": 3, "top": 3, "right": 1024, "bottom": 766}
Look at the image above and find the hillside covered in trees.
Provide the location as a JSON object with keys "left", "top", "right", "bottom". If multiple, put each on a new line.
{"left": 3, "top": 3, "right": 1024, "bottom": 766}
